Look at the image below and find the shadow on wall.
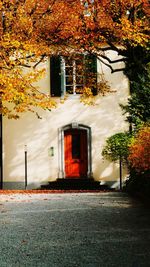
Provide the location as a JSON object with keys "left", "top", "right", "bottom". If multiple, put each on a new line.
{"left": 3, "top": 88, "right": 129, "bottom": 189}
{"left": 3, "top": 52, "right": 129, "bottom": 189}
{"left": 93, "top": 159, "right": 128, "bottom": 189}
{"left": 3, "top": 111, "right": 58, "bottom": 187}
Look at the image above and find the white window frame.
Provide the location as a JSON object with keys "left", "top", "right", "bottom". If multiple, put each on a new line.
{"left": 62, "top": 56, "right": 85, "bottom": 95}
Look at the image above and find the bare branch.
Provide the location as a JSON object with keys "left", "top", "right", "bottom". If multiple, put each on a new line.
{"left": 98, "top": 57, "right": 125, "bottom": 73}
{"left": 111, "top": 67, "right": 126, "bottom": 73}
{"left": 33, "top": 55, "right": 46, "bottom": 69}
{"left": 18, "top": 54, "right": 35, "bottom": 60}
{"left": 106, "top": 42, "right": 127, "bottom": 57}
{"left": 100, "top": 54, "right": 126, "bottom": 64}
{"left": 20, "top": 64, "right": 32, "bottom": 68}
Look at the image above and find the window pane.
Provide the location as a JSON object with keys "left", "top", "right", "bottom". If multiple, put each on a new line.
{"left": 75, "top": 86, "right": 83, "bottom": 94}
{"left": 76, "top": 76, "right": 83, "bottom": 85}
{"left": 65, "top": 58, "right": 73, "bottom": 66}
{"left": 76, "top": 66, "right": 84, "bottom": 76}
{"left": 66, "top": 67, "right": 73, "bottom": 76}
{"left": 66, "top": 76, "right": 73, "bottom": 84}
{"left": 66, "top": 85, "right": 73, "bottom": 94}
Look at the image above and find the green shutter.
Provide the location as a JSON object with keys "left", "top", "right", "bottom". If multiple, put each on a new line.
{"left": 84, "top": 54, "right": 97, "bottom": 95}
{"left": 50, "top": 56, "right": 61, "bottom": 97}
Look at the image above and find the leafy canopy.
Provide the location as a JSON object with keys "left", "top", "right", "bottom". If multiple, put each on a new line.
{"left": 128, "top": 125, "right": 150, "bottom": 172}
{"left": 0, "top": 0, "right": 149, "bottom": 118}
{"left": 121, "top": 49, "right": 150, "bottom": 127}
{"left": 102, "top": 132, "right": 132, "bottom": 162}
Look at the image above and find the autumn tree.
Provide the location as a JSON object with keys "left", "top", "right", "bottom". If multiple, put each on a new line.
{"left": 0, "top": 0, "right": 149, "bottom": 118}
{"left": 125, "top": 125, "right": 150, "bottom": 197}
{"left": 0, "top": 0, "right": 81, "bottom": 118}
{"left": 65, "top": 0, "right": 149, "bottom": 72}
{"left": 128, "top": 125, "right": 150, "bottom": 172}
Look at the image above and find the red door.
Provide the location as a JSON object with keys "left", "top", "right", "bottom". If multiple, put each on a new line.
{"left": 64, "top": 129, "right": 88, "bottom": 178}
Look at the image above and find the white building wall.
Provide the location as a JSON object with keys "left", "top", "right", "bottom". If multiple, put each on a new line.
{"left": 3, "top": 51, "right": 129, "bottom": 189}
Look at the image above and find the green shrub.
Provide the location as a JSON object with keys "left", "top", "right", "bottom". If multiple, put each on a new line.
{"left": 102, "top": 132, "right": 132, "bottom": 163}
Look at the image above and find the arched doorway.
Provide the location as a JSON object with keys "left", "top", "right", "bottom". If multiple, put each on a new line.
{"left": 58, "top": 123, "right": 92, "bottom": 179}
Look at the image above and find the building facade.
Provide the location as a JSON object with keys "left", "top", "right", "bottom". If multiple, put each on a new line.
{"left": 2, "top": 50, "right": 129, "bottom": 189}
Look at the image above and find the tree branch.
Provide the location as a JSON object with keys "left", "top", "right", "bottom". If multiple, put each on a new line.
{"left": 33, "top": 55, "right": 46, "bottom": 69}
{"left": 100, "top": 54, "right": 126, "bottom": 64}
{"left": 98, "top": 57, "right": 125, "bottom": 73}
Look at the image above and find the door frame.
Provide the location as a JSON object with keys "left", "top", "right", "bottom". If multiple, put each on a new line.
{"left": 58, "top": 123, "right": 92, "bottom": 179}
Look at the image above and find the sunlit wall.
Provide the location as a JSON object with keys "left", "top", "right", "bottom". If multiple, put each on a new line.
{"left": 3, "top": 50, "right": 129, "bottom": 189}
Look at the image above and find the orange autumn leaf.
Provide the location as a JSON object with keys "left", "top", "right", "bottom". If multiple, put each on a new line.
{"left": 128, "top": 126, "right": 150, "bottom": 172}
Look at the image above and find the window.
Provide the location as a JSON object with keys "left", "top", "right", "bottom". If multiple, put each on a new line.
{"left": 50, "top": 54, "right": 97, "bottom": 97}
{"left": 65, "top": 55, "right": 84, "bottom": 95}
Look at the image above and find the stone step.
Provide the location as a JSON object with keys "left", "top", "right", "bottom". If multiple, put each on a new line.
{"left": 40, "top": 178, "right": 109, "bottom": 190}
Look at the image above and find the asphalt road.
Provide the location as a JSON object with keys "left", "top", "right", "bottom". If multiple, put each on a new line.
{"left": 0, "top": 192, "right": 150, "bottom": 267}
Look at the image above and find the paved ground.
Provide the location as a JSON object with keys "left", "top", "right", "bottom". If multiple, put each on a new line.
{"left": 0, "top": 192, "right": 150, "bottom": 267}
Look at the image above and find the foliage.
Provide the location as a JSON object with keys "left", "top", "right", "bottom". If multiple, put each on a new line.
{"left": 80, "top": 75, "right": 113, "bottom": 106}
{"left": 0, "top": 67, "right": 57, "bottom": 119}
{"left": 0, "top": 0, "right": 149, "bottom": 117}
{"left": 125, "top": 125, "right": 150, "bottom": 197}
{"left": 119, "top": 47, "right": 150, "bottom": 196}
{"left": 80, "top": 87, "right": 95, "bottom": 105}
{"left": 0, "top": 0, "right": 78, "bottom": 118}
{"left": 121, "top": 48, "right": 150, "bottom": 126}
{"left": 128, "top": 125, "right": 150, "bottom": 172}
{"left": 102, "top": 132, "right": 132, "bottom": 163}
